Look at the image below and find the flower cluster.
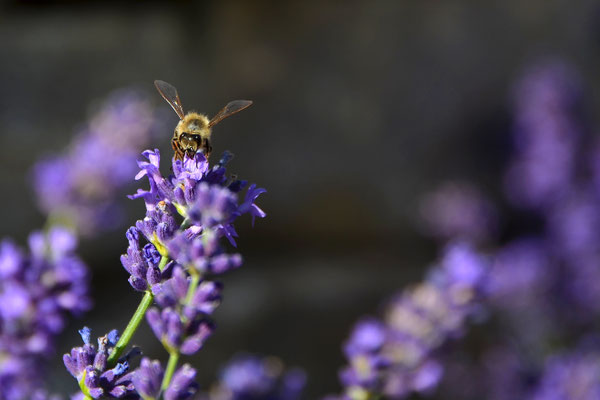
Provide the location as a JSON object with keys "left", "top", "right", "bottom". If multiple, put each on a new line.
{"left": 64, "top": 327, "right": 198, "bottom": 399}
{"left": 330, "top": 243, "right": 487, "bottom": 399}
{"left": 530, "top": 348, "right": 600, "bottom": 400}
{"left": 503, "top": 61, "right": 583, "bottom": 210}
{"left": 412, "top": 60, "right": 600, "bottom": 399}
{"left": 64, "top": 327, "right": 135, "bottom": 398}
{"left": 125, "top": 149, "right": 265, "bottom": 356}
{"left": 63, "top": 147, "right": 265, "bottom": 397}
{"left": 0, "top": 227, "right": 90, "bottom": 399}
{"left": 33, "top": 90, "right": 162, "bottom": 236}
{"left": 146, "top": 265, "right": 219, "bottom": 355}
{"left": 201, "top": 354, "right": 306, "bottom": 400}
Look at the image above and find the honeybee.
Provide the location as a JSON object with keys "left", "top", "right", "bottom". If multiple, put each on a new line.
{"left": 154, "top": 80, "right": 252, "bottom": 161}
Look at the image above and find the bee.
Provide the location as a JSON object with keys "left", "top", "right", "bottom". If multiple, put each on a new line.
{"left": 154, "top": 80, "right": 252, "bottom": 161}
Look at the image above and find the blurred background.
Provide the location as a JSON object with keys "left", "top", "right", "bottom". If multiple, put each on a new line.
{"left": 1, "top": 0, "right": 600, "bottom": 397}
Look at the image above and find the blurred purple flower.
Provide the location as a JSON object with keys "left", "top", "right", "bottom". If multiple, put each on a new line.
{"left": 415, "top": 60, "right": 600, "bottom": 400}
{"left": 547, "top": 189, "right": 600, "bottom": 258}
{"left": 530, "top": 350, "right": 600, "bottom": 400}
{"left": 0, "top": 227, "right": 90, "bottom": 400}
{"left": 164, "top": 363, "right": 199, "bottom": 400}
{"left": 504, "top": 61, "right": 583, "bottom": 210}
{"left": 203, "top": 354, "right": 306, "bottom": 400}
{"left": 332, "top": 242, "right": 487, "bottom": 399}
{"left": 485, "top": 238, "right": 553, "bottom": 308}
{"left": 33, "top": 90, "right": 162, "bottom": 236}
{"left": 418, "top": 181, "right": 498, "bottom": 243}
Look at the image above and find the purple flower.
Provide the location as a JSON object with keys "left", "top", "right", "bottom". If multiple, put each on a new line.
{"left": 164, "top": 364, "right": 199, "bottom": 400}
{"left": 63, "top": 327, "right": 137, "bottom": 398}
{"left": 547, "top": 189, "right": 600, "bottom": 258}
{"left": 339, "top": 319, "right": 388, "bottom": 390}
{"left": 146, "top": 267, "right": 218, "bottom": 355}
{"left": 530, "top": 350, "right": 600, "bottom": 400}
{"left": 333, "top": 243, "right": 487, "bottom": 399}
{"left": 131, "top": 150, "right": 265, "bottom": 237}
{"left": 485, "top": 238, "right": 554, "bottom": 316}
{"left": 131, "top": 357, "right": 163, "bottom": 399}
{"left": 239, "top": 184, "right": 268, "bottom": 227}
{"left": 33, "top": 90, "right": 162, "bottom": 236}
{"left": 0, "top": 227, "right": 90, "bottom": 399}
{"left": 129, "top": 149, "right": 264, "bottom": 281}
{"left": 205, "top": 354, "right": 306, "bottom": 400}
{"left": 131, "top": 358, "right": 200, "bottom": 400}
{"left": 187, "top": 183, "right": 239, "bottom": 229}
{"left": 151, "top": 266, "right": 222, "bottom": 315}
{"left": 167, "top": 231, "right": 243, "bottom": 275}
{"left": 135, "top": 206, "right": 179, "bottom": 257}
{"left": 504, "top": 61, "right": 583, "bottom": 210}
{"left": 120, "top": 227, "right": 165, "bottom": 291}
{"left": 418, "top": 181, "right": 498, "bottom": 243}
{"left": 127, "top": 148, "right": 265, "bottom": 359}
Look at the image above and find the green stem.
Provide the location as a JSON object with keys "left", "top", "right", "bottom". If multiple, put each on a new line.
{"left": 183, "top": 268, "right": 200, "bottom": 306}
{"left": 158, "top": 255, "right": 169, "bottom": 271}
{"left": 107, "top": 290, "right": 154, "bottom": 366}
{"left": 161, "top": 350, "right": 180, "bottom": 391}
{"left": 78, "top": 370, "right": 93, "bottom": 400}
{"left": 159, "top": 267, "right": 200, "bottom": 391}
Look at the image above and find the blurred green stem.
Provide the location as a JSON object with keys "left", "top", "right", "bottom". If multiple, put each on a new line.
{"left": 161, "top": 350, "right": 180, "bottom": 391}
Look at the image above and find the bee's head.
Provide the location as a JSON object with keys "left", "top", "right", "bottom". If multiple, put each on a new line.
{"left": 178, "top": 132, "right": 202, "bottom": 153}
{"left": 174, "top": 112, "right": 212, "bottom": 159}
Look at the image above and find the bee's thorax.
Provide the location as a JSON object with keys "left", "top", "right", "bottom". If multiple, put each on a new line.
{"left": 176, "top": 112, "right": 211, "bottom": 138}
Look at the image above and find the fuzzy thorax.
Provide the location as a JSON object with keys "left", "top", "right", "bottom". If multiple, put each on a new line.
{"left": 176, "top": 112, "right": 211, "bottom": 139}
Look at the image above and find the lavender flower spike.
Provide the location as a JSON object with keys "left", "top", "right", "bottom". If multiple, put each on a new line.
{"left": 203, "top": 354, "right": 306, "bottom": 400}
{"left": 333, "top": 242, "right": 487, "bottom": 399}
{"left": 33, "top": 90, "right": 162, "bottom": 236}
{"left": 531, "top": 349, "right": 600, "bottom": 400}
{"left": 63, "top": 327, "right": 138, "bottom": 398}
{"left": 0, "top": 227, "right": 90, "bottom": 399}
{"left": 504, "top": 61, "right": 583, "bottom": 210}
{"left": 131, "top": 150, "right": 266, "bottom": 237}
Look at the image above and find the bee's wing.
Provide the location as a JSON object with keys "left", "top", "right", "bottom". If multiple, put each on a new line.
{"left": 154, "top": 80, "right": 185, "bottom": 120}
{"left": 208, "top": 100, "right": 253, "bottom": 127}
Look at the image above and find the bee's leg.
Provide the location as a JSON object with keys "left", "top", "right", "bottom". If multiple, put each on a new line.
{"left": 171, "top": 138, "right": 183, "bottom": 161}
{"left": 203, "top": 138, "right": 212, "bottom": 160}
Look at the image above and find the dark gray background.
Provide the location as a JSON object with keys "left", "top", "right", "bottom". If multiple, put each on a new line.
{"left": 1, "top": 1, "right": 600, "bottom": 397}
